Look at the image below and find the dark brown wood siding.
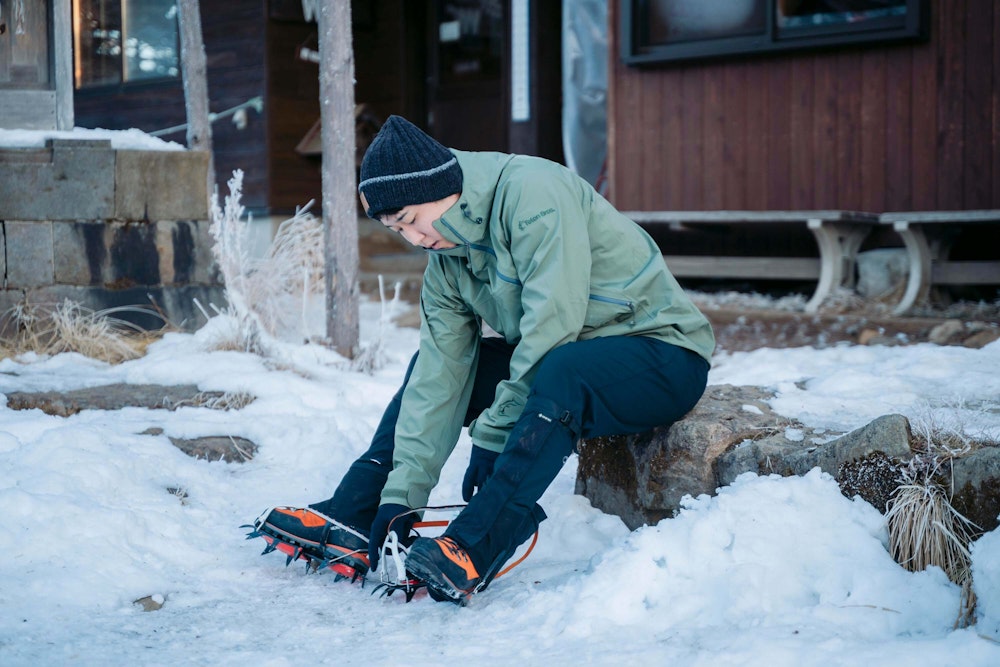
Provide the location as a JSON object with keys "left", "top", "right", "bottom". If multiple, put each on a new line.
{"left": 264, "top": 14, "right": 321, "bottom": 213}
{"left": 75, "top": 2, "right": 270, "bottom": 211}
{"left": 608, "top": 0, "right": 1000, "bottom": 213}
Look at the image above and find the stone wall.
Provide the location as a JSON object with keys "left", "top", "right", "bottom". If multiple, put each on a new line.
{"left": 0, "top": 139, "right": 225, "bottom": 330}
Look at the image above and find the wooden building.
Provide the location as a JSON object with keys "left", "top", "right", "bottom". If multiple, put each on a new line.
{"left": 608, "top": 0, "right": 1000, "bottom": 214}
{"left": 608, "top": 0, "right": 999, "bottom": 304}
{"left": 72, "top": 0, "right": 562, "bottom": 218}
{"left": 29, "top": 1, "right": 1000, "bottom": 304}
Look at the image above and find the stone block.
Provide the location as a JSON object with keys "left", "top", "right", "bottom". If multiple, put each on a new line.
{"left": 52, "top": 219, "right": 221, "bottom": 289}
{"left": 2, "top": 221, "right": 54, "bottom": 288}
{"left": 155, "top": 220, "right": 219, "bottom": 285}
{"left": 0, "top": 140, "right": 115, "bottom": 220}
{"left": 52, "top": 221, "right": 107, "bottom": 286}
{"left": 115, "top": 150, "right": 209, "bottom": 221}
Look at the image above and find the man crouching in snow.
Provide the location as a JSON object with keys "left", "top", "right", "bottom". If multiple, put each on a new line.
{"left": 249, "top": 115, "right": 714, "bottom": 605}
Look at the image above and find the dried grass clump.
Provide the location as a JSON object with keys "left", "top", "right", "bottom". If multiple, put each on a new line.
{"left": 886, "top": 476, "right": 977, "bottom": 579}
{"left": 886, "top": 470, "right": 978, "bottom": 628}
{"left": 884, "top": 414, "right": 988, "bottom": 628}
{"left": 165, "top": 390, "right": 256, "bottom": 411}
{"left": 0, "top": 299, "right": 168, "bottom": 364}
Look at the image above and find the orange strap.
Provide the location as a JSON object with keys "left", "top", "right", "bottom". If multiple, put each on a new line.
{"left": 406, "top": 506, "right": 539, "bottom": 580}
{"left": 495, "top": 529, "right": 538, "bottom": 579}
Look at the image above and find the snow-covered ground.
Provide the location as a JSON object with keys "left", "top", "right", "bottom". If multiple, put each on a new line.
{"left": 2, "top": 299, "right": 1000, "bottom": 666}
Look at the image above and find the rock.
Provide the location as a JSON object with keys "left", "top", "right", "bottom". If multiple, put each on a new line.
{"left": 138, "top": 427, "right": 256, "bottom": 462}
{"left": 928, "top": 320, "right": 965, "bottom": 345}
{"left": 4, "top": 383, "right": 225, "bottom": 416}
{"left": 134, "top": 594, "right": 165, "bottom": 612}
{"left": 858, "top": 328, "right": 882, "bottom": 345}
{"left": 576, "top": 385, "right": 802, "bottom": 529}
{"left": 856, "top": 248, "right": 908, "bottom": 298}
{"left": 838, "top": 450, "right": 905, "bottom": 512}
{"left": 168, "top": 435, "right": 257, "bottom": 463}
{"left": 717, "top": 414, "right": 912, "bottom": 485}
{"left": 859, "top": 332, "right": 902, "bottom": 347}
{"left": 949, "top": 446, "right": 1000, "bottom": 534}
{"left": 963, "top": 328, "right": 1000, "bottom": 349}
{"left": 5, "top": 385, "right": 258, "bottom": 463}
{"left": 576, "top": 385, "right": 915, "bottom": 529}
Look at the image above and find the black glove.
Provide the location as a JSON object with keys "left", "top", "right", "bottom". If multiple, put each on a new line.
{"left": 462, "top": 445, "right": 500, "bottom": 502}
{"left": 368, "top": 503, "right": 416, "bottom": 573}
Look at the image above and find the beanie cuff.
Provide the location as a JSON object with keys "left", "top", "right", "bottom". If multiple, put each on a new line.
{"left": 358, "top": 115, "right": 464, "bottom": 219}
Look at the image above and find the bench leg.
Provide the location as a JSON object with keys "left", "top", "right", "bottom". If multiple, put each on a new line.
{"left": 805, "top": 221, "right": 871, "bottom": 313}
{"left": 891, "top": 221, "right": 933, "bottom": 316}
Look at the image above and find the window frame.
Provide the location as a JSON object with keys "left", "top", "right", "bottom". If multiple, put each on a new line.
{"left": 620, "top": 0, "right": 930, "bottom": 67}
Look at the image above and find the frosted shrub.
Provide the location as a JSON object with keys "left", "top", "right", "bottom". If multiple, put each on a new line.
{"left": 351, "top": 275, "right": 403, "bottom": 374}
{"left": 208, "top": 170, "right": 325, "bottom": 352}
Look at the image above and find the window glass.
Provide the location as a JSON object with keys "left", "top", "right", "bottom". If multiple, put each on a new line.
{"left": 777, "top": 0, "right": 907, "bottom": 31}
{"left": 74, "top": 0, "right": 178, "bottom": 88}
{"left": 75, "top": 0, "right": 123, "bottom": 86}
{"left": 124, "top": 0, "right": 179, "bottom": 81}
{"left": 646, "top": 0, "right": 766, "bottom": 45}
{"left": 622, "top": 0, "right": 925, "bottom": 65}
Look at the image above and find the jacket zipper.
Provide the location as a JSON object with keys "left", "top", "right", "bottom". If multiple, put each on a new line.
{"left": 590, "top": 293, "right": 636, "bottom": 323}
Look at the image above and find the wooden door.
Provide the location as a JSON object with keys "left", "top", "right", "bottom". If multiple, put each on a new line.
{"left": 0, "top": 0, "right": 73, "bottom": 129}
{"left": 426, "top": 0, "right": 507, "bottom": 151}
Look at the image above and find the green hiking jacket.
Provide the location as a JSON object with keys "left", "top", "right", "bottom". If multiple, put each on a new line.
{"left": 380, "top": 150, "right": 715, "bottom": 509}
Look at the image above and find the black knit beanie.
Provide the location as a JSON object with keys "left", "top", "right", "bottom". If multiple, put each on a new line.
{"left": 358, "top": 115, "right": 464, "bottom": 219}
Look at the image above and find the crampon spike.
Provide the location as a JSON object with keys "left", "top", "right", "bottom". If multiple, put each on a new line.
{"left": 261, "top": 541, "right": 278, "bottom": 556}
{"left": 371, "top": 578, "right": 424, "bottom": 602}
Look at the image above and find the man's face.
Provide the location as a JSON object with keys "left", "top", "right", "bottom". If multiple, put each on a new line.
{"left": 361, "top": 192, "right": 460, "bottom": 250}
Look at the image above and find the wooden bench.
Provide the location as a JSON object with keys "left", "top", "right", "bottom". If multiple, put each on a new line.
{"left": 622, "top": 210, "right": 878, "bottom": 313}
{"left": 879, "top": 210, "right": 1000, "bottom": 315}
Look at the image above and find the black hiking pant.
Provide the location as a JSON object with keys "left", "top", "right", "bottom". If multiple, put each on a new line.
{"left": 310, "top": 335, "right": 709, "bottom": 577}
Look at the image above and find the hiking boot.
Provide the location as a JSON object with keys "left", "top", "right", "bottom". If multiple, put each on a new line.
{"left": 404, "top": 536, "right": 481, "bottom": 605}
{"left": 251, "top": 506, "right": 370, "bottom": 579}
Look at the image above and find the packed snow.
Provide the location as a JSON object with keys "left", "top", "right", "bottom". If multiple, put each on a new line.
{"left": 2, "top": 300, "right": 1000, "bottom": 666}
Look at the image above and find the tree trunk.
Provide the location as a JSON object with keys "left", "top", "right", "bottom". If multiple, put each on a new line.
{"left": 318, "top": 1, "right": 360, "bottom": 358}
{"left": 176, "top": 0, "right": 215, "bottom": 198}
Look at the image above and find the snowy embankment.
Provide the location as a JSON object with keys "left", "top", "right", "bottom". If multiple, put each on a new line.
{"left": 1, "top": 299, "right": 1000, "bottom": 666}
